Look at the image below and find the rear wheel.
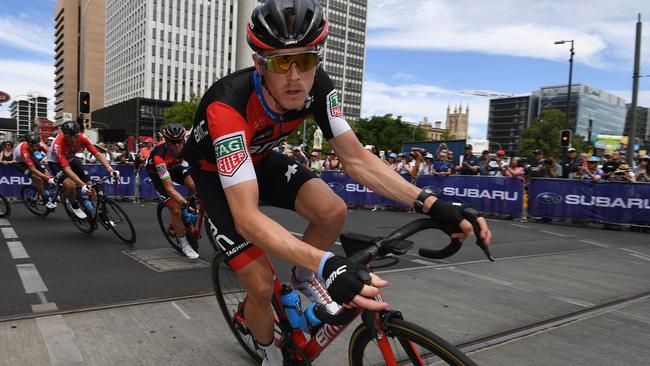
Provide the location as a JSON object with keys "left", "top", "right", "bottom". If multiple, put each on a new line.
{"left": 156, "top": 202, "right": 198, "bottom": 254}
{"left": 211, "top": 251, "right": 282, "bottom": 364}
{"left": 0, "top": 194, "right": 10, "bottom": 218}
{"left": 20, "top": 185, "right": 49, "bottom": 217}
{"left": 101, "top": 198, "right": 136, "bottom": 245}
{"left": 348, "top": 318, "right": 477, "bottom": 366}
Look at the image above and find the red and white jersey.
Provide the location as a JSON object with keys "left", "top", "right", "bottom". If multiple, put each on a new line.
{"left": 46, "top": 132, "right": 98, "bottom": 168}
{"left": 183, "top": 67, "right": 351, "bottom": 188}
{"left": 13, "top": 142, "right": 49, "bottom": 167}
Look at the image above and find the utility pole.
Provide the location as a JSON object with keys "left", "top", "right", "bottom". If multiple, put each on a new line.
{"left": 627, "top": 14, "right": 642, "bottom": 165}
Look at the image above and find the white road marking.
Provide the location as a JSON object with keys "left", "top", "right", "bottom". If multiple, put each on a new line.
{"left": 541, "top": 230, "right": 568, "bottom": 237}
{"left": 621, "top": 248, "right": 650, "bottom": 260}
{"left": 31, "top": 303, "right": 59, "bottom": 313}
{"left": 629, "top": 254, "right": 650, "bottom": 262}
{"left": 7, "top": 241, "right": 29, "bottom": 259}
{"left": 38, "top": 292, "right": 48, "bottom": 304}
{"left": 16, "top": 263, "right": 48, "bottom": 293}
{"left": 0, "top": 218, "right": 9, "bottom": 225}
{"left": 410, "top": 259, "right": 437, "bottom": 266}
{"left": 36, "top": 315, "right": 85, "bottom": 365}
{"left": 1, "top": 227, "right": 18, "bottom": 239}
{"left": 580, "top": 239, "right": 609, "bottom": 248}
{"left": 443, "top": 267, "right": 532, "bottom": 291}
{"left": 510, "top": 223, "right": 529, "bottom": 229}
{"left": 551, "top": 296, "right": 594, "bottom": 307}
{"left": 171, "top": 301, "right": 191, "bottom": 320}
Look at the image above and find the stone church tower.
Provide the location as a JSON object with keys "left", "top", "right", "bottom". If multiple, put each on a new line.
{"left": 446, "top": 103, "right": 469, "bottom": 139}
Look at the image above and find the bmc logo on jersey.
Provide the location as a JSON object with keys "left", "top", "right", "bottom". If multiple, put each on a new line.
{"left": 214, "top": 132, "right": 248, "bottom": 176}
{"left": 326, "top": 90, "right": 343, "bottom": 118}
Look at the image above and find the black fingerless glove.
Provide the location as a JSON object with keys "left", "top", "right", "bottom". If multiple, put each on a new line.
{"left": 427, "top": 199, "right": 465, "bottom": 225}
{"left": 320, "top": 255, "right": 370, "bottom": 304}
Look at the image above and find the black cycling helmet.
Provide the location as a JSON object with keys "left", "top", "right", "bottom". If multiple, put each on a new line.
{"left": 61, "top": 120, "right": 80, "bottom": 136}
{"left": 247, "top": 0, "right": 328, "bottom": 53}
{"left": 162, "top": 123, "right": 186, "bottom": 140}
{"left": 26, "top": 133, "right": 41, "bottom": 145}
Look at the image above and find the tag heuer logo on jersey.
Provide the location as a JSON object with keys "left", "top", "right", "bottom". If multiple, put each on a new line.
{"left": 327, "top": 90, "right": 343, "bottom": 118}
{"left": 214, "top": 132, "right": 248, "bottom": 176}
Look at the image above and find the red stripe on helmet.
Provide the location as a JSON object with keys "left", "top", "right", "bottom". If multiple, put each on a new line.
{"left": 246, "top": 23, "right": 275, "bottom": 50}
{"left": 306, "top": 19, "right": 329, "bottom": 46}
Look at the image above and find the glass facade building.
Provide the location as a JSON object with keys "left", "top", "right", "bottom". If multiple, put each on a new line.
{"left": 487, "top": 95, "right": 539, "bottom": 156}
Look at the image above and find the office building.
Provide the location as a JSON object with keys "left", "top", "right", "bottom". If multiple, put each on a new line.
{"left": 319, "top": 0, "right": 368, "bottom": 120}
{"left": 104, "top": 0, "right": 236, "bottom": 106}
{"left": 54, "top": 0, "right": 106, "bottom": 122}
{"left": 539, "top": 84, "right": 627, "bottom": 137}
{"left": 487, "top": 95, "right": 539, "bottom": 156}
{"left": 9, "top": 94, "right": 49, "bottom": 136}
{"left": 624, "top": 104, "right": 650, "bottom": 145}
{"left": 92, "top": 97, "right": 174, "bottom": 140}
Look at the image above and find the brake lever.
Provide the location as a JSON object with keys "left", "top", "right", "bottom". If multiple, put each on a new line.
{"left": 461, "top": 206, "right": 494, "bottom": 262}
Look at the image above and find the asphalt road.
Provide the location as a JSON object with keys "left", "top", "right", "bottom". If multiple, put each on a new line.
{"left": 2, "top": 200, "right": 648, "bottom": 320}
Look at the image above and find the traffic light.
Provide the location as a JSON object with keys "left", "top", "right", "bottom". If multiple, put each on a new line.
{"left": 560, "top": 129, "right": 571, "bottom": 147}
{"left": 78, "top": 91, "right": 90, "bottom": 114}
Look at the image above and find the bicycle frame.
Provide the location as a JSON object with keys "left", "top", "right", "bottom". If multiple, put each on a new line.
{"left": 238, "top": 256, "right": 402, "bottom": 364}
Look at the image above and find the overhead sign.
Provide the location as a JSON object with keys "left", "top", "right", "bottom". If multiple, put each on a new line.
{"left": 0, "top": 91, "right": 10, "bottom": 103}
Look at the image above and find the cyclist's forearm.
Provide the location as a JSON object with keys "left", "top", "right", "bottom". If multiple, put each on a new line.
{"left": 30, "top": 166, "right": 50, "bottom": 181}
{"left": 95, "top": 153, "right": 111, "bottom": 170}
{"left": 162, "top": 179, "right": 187, "bottom": 205}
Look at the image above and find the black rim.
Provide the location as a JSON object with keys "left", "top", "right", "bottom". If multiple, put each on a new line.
{"left": 102, "top": 199, "right": 136, "bottom": 245}
{"left": 157, "top": 203, "right": 198, "bottom": 253}
{"left": 0, "top": 194, "right": 9, "bottom": 218}
{"left": 20, "top": 185, "right": 49, "bottom": 217}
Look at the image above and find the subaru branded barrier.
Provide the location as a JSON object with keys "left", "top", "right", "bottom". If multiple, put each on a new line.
{"left": 138, "top": 167, "right": 188, "bottom": 199}
{"left": 320, "top": 170, "right": 411, "bottom": 207}
{"left": 414, "top": 175, "right": 524, "bottom": 216}
{"left": 528, "top": 178, "right": 650, "bottom": 224}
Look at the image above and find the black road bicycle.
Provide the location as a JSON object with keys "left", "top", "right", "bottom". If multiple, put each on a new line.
{"left": 63, "top": 176, "right": 136, "bottom": 245}
{"left": 0, "top": 193, "right": 9, "bottom": 218}
{"left": 157, "top": 198, "right": 216, "bottom": 255}
{"left": 212, "top": 217, "right": 493, "bottom": 365}
{"left": 21, "top": 182, "right": 63, "bottom": 217}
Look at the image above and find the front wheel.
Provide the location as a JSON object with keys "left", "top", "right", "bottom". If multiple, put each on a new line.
{"left": 0, "top": 194, "right": 10, "bottom": 218}
{"left": 101, "top": 198, "right": 136, "bottom": 245}
{"left": 157, "top": 202, "right": 198, "bottom": 254}
{"left": 62, "top": 193, "right": 94, "bottom": 234}
{"left": 348, "top": 318, "right": 477, "bottom": 366}
{"left": 20, "top": 185, "right": 50, "bottom": 217}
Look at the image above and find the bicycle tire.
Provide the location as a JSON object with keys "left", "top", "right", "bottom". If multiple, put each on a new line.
{"left": 211, "top": 251, "right": 283, "bottom": 364}
{"left": 0, "top": 194, "right": 10, "bottom": 218}
{"left": 102, "top": 198, "right": 137, "bottom": 245}
{"left": 156, "top": 202, "right": 198, "bottom": 254}
{"left": 348, "top": 317, "right": 477, "bottom": 366}
{"left": 62, "top": 193, "right": 94, "bottom": 234}
{"left": 20, "top": 185, "right": 50, "bottom": 217}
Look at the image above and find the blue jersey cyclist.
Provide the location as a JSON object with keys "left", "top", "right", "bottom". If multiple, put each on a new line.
{"left": 183, "top": 1, "right": 492, "bottom": 365}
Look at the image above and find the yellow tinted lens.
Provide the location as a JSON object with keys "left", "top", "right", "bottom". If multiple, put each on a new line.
{"left": 265, "top": 52, "right": 319, "bottom": 73}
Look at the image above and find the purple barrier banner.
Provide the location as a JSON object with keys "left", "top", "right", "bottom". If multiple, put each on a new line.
{"left": 138, "top": 168, "right": 188, "bottom": 199}
{"left": 0, "top": 164, "right": 135, "bottom": 198}
{"left": 320, "top": 171, "right": 411, "bottom": 207}
{"left": 415, "top": 175, "right": 524, "bottom": 215}
{"left": 528, "top": 178, "right": 650, "bottom": 224}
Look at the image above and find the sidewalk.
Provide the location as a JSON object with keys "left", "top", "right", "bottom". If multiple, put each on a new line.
{"left": 2, "top": 247, "right": 650, "bottom": 366}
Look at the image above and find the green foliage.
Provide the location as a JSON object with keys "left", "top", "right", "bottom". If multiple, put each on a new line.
{"left": 517, "top": 109, "right": 588, "bottom": 160}
{"left": 352, "top": 114, "right": 427, "bottom": 152}
{"left": 440, "top": 130, "right": 456, "bottom": 140}
{"left": 163, "top": 94, "right": 201, "bottom": 129}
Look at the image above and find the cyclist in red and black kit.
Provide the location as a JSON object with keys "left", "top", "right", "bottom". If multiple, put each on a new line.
{"left": 146, "top": 123, "right": 199, "bottom": 259}
{"left": 13, "top": 133, "right": 57, "bottom": 210}
{"left": 183, "top": 1, "right": 492, "bottom": 364}
{"left": 46, "top": 120, "right": 119, "bottom": 219}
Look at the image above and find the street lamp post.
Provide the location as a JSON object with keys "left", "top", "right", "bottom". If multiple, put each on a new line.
{"left": 554, "top": 40, "right": 575, "bottom": 131}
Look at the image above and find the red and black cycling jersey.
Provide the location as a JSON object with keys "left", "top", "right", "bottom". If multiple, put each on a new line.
{"left": 183, "top": 66, "right": 351, "bottom": 188}
{"left": 145, "top": 141, "right": 186, "bottom": 181}
{"left": 46, "top": 132, "right": 98, "bottom": 168}
{"left": 13, "top": 141, "right": 48, "bottom": 167}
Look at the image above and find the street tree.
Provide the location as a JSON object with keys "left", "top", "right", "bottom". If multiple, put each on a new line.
{"left": 163, "top": 94, "right": 200, "bottom": 129}
{"left": 517, "top": 109, "right": 588, "bottom": 160}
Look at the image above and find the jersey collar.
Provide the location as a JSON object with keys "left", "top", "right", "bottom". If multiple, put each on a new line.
{"left": 253, "top": 70, "right": 283, "bottom": 123}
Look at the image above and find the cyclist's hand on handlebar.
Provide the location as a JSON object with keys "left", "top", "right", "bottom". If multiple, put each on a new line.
{"left": 47, "top": 176, "right": 55, "bottom": 186}
{"left": 107, "top": 167, "right": 120, "bottom": 180}
{"left": 80, "top": 184, "right": 92, "bottom": 195}
{"left": 427, "top": 200, "right": 492, "bottom": 245}
{"left": 319, "top": 254, "right": 389, "bottom": 311}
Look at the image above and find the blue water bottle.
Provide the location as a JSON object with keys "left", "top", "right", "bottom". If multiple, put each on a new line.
{"left": 280, "top": 284, "right": 308, "bottom": 332}
{"left": 43, "top": 188, "right": 51, "bottom": 200}
{"left": 80, "top": 189, "right": 94, "bottom": 213}
{"left": 182, "top": 207, "right": 197, "bottom": 225}
{"left": 304, "top": 303, "right": 322, "bottom": 328}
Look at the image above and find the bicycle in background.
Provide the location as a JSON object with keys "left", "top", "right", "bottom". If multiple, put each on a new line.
{"left": 21, "top": 181, "right": 62, "bottom": 217}
{"left": 212, "top": 218, "right": 493, "bottom": 366}
{"left": 157, "top": 198, "right": 216, "bottom": 255}
{"left": 0, "top": 193, "right": 9, "bottom": 218}
{"left": 64, "top": 176, "right": 136, "bottom": 245}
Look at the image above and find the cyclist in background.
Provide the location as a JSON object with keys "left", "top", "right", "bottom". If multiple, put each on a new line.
{"left": 13, "top": 133, "right": 57, "bottom": 209}
{"left": 183, "top": 1, "right": 491, "bottom": 365}
{"left": 46, "top": 120, "right": 118, "bottom": 219}
{"left": 146, "top": 123, "right": 199, "bottom": 259}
